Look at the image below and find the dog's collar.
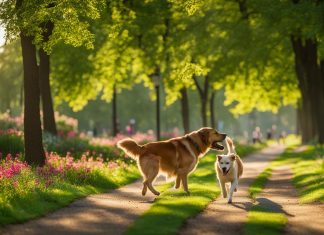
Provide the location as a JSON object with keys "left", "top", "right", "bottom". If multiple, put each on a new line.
{"left": 185, "top": 135, "right": 202, "bottom": 154}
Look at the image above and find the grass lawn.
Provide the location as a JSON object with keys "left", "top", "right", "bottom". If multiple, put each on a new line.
{"left": 273, "top": 145, "right": 324, "bottom": 203}
{"left": 244, "top": 143, "right": 324, "bottom": 235}
{"left": 243, "top": 205, "right": 287, "bottom": 235}
{"left": 0, "top": 163, "right": 140, "bottom": 226}
{"left": 248, "top": 167, "right": 272, "bottom": 199}
{"left": 244, "top": 157, "right": 286, "bottom": 235}
{"left": 125, "top": 144, "right": 262, "bottom": 235}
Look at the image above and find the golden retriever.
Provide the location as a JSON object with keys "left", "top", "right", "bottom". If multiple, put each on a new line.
{"left": 117, "top": 127, "right": 227, "bottom": 196}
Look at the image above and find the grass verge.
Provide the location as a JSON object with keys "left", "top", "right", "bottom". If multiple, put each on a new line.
{"left": 243, "top": 205, "right": 287, "bottom": 235}
{"left": 273, "top": 145, "right": 324, "bottom": 203}
{"left": 125, "top": 144, "right": 261, "bottom": 235}
{"left": 245, "top": 143, "right": 324, "bottom": 235}
{"left": 0, "top": 164, "right": 140, "bottom": 226}
{"left": 249, "top": 167, "right": 272, "bottom": 199}
{"left": 244, "top": 145, "right": 287, "bottom": 235}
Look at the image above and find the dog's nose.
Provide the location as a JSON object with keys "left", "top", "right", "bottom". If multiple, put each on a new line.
{"left": 222, "top": 167, "right": 227, "bottom": 172}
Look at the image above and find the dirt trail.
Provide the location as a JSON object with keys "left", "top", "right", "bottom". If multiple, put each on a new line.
{"left": 1, "top": 180, "right": 157, "bottom": 235}
{"left": 257, "top": 165, "right": 324, "bottom": 235}
{"left": 180, "top": 145, "right": 285, "bottom": 235}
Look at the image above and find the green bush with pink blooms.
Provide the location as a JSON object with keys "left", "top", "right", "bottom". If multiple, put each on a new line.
{"left": 0, "top": 127, "right": 156, "bottom": 160}
{"left": 0, "top": 153, "right": 140, "bottom": 225}
{"left": 0, "top": 129, "right": 24, "bottom": 156}
{"left": 0, "top": 113, "right": 23, "bottom": 130}
{"left": 0, "top": 112, "right": 78, "bottom": 137}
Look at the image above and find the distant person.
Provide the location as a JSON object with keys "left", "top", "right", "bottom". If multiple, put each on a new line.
{"left": 279, "top": 131, "right": 287, "bottom": 145}
{"left": 271, "top": 124, "right": 277, "bottom": 137}
{"left": 126, "top": 125, "right": 132, "bottom": 135}
{"left": 93, "top": 127, "right": 98, "bottom": 137}
{"left": 266, "top": 129, "right": 272, "bottom": 140}
{"left": 252, "top": 126, "right": 262, "bottom": 144}
{"left": 129, "top": 118, "right": 136, "bottom": 135}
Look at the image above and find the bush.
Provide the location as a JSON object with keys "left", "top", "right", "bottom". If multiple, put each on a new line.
{"left": 0, "top": 112, "right": 23, "bottom": 130}
{"left": 0, "top": 129, "right": 24, "bottom": 156}
{"left": 0, "top": 153, "right": 139, "bottom": 225}
{"left": 55, "top": 112, "right": 78, "bottom": 138}
{"left": 42, "top": 132, "right": 119, "bottom": 161}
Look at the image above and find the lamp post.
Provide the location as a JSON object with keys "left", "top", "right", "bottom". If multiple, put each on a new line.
{"left": 151, "top": 67, "right": 161, "bottom": 141}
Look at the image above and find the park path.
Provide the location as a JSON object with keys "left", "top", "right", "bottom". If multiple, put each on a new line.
{"left": 180, "top": 144, "right": 285, "bottom": 235}
{"left": 256, "top": 165, "right": 324, "bottom": 235}
{"left": 1, "top": 180, "right": 158, "bottom": 235}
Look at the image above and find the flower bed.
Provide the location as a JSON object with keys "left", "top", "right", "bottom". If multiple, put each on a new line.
{"left": 0, "top": 129, "right": 24, "bottom": 156}
{"left": 90, "top": 132, "right": 155, "bottom": 147}
{"left": 0, "top": 152, "right": 139, "bottom": 225}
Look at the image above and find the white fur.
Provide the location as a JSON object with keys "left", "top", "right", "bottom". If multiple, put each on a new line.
{"left": 215, "top": 137, "right": 243, "bottom": 203}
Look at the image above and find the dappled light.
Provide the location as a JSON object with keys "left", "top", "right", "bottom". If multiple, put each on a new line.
{"left": 0, "top": 0, "right": 323, "bottom": 234}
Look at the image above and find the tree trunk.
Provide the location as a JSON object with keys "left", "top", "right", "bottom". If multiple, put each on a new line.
{"left": 20, "top": 34, "right": 46, "bottom": 166}
{"left": 319, "top": 60, "right": 324, "bottom": 143}
{"left": 193, "top": 75, "right": 209, "bottom": 127}
{"left": 291, "top": 36, "right": 324, "bottom": 143}
{"left": 155, "top": 84, "right": 161, "bottom": 140}
{"left": 112, "top": 84, "right": 118, "bottom": 137}
{"left": 39, "top": 22, "right": 57, "bottom": 135}
{"left": 180, "top": 87, "right": 190, "bottom": 134}
{"left": 210, "top": 91, "right": 216, "bottom": 129}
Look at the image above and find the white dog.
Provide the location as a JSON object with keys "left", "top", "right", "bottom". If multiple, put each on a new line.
{"left": 215, "top": 137, "right": 243, "bottom": 203}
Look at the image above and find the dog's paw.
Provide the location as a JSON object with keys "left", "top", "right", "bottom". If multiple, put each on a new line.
{"left": 227, "top": 199, "right": 232, "bottom": 204}
{"left": 154, "top": 192, "right": 160, "bottom": 196}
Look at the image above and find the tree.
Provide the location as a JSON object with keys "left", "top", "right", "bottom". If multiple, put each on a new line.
{"left": 180, "top": 87, "right": 190, "bottom": 133}
{"left": 39, "top": 21, "right": 57, "bottom": 135}
{"left": 0, "top": 0, "right": 105, "bottom": 165}
{"left": 0, "top": 40, "right": 23, "bottom": 114}
{"left": 234, "top": 0, "right": 324, "bottom": 143}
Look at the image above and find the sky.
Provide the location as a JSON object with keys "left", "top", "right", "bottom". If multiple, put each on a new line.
{"left": 0, "top": 26, "right": 6, "bottom": 46}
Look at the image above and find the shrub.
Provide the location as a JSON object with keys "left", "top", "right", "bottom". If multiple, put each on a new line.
{"left": 0, "top": 112, "right": 23, "bottom": 130}
{"left": 0, "top": 129, "right": 24, "bottom": 156}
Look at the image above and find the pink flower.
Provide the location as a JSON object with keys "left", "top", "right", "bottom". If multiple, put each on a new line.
{"left": 13, "top": 181, "right": 18, "bottom": 188}
{"left": 6, "top": 154, "right": 12, "bottom": 161}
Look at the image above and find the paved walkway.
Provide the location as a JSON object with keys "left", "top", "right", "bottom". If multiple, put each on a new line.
{"left": 180, "top": 145, "right": 285, "bottom": 235}
{"left": 1, "top": 180, "right": 157, "bottom": 235}
{"left": 6, "top": 144, "right": 321, "bottom": 235}
{"left": 257, "top": 165, "right": 324, "bottom": 235}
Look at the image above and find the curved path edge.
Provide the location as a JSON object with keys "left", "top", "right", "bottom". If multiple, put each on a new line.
{"left": 179, "top": 144, "right": 285, "bottom": 235}
{"left": 1, "top": 180, "right": 157, "bottom": 235}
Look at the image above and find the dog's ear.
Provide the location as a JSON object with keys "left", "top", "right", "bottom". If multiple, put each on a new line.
{"left": 230, "top": 155, "right": 236, "bottom": 161}
{"left": 199, "top": 129, "right": 209, "bottom": 145}
{"left": 217, "top": 155, "right": 222, "bottom": 161}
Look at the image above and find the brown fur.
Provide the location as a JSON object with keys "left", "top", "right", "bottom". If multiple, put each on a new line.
{"left": 117, "top": 127, "right": 226, "bottom": 196}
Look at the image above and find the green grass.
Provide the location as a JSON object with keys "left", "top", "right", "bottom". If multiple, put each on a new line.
{"left": 125, "top": 154, "right": 220, "bottom": 235}
{"left": 273, "top": 145, "right": 324, "bottom": 203}
{"left": 243, "top": 205, "right": 287, "bottom": 235}
{"left": 245, "top": 165, "right": 287, "bottom": 235}
{"left": 249, "top": 167, "right": 272, "bottom": 199}
{"left": 0, "top": 164, "right": 140, "bottom": 226}
{"left": 245, "top": 145, "right": 288, "bottom": 235}
{"left": 245, "top": 143, "right": 324, "bottom": 235}
{"left": 125, "top": 144, "right": 261, "bottom": 235}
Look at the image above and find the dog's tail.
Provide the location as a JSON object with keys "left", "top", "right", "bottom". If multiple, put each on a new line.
{"left": 226, "top": 136, "right": 236, "bottom": 154}
{"left": 236, "top": 155, "right": 244, "bottom": 178}
{"left": 117, "top": 138, "right": 145, "bottom": 159}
